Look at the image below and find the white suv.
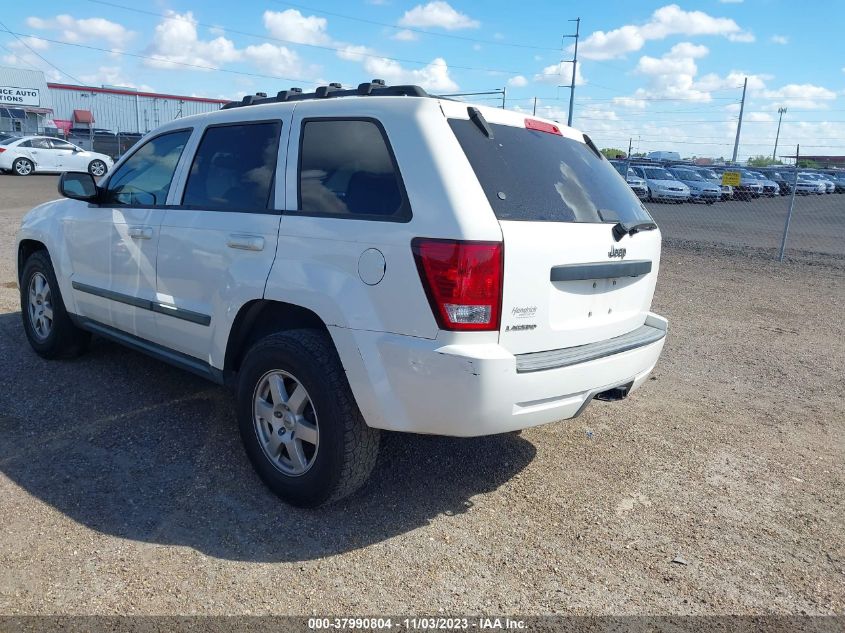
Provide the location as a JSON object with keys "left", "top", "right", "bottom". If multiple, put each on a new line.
{"left": 15, "top": 81, "right": 667, "bottom": 507}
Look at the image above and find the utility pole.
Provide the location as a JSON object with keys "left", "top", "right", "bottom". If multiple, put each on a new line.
{"left": 731, "top": 77, "right": 747, "bottom": 164}
{"left": 624, "top": 137, "right": 634, "bottom": 180}
{"left": 773, "top": 107, "right": 787, "bottom": 161}
{"left": 501, "top": 86, "right": 506, "bottom": 109}
{"left": 779, "top": 144, "right": 799, "bottom": 262}
{"left": 88, "top": 90, "right": 95, "bottom": 151}
{"left": 532, "top": 96, "right": 537, "bottom": 116}
{"left": 558, "top": 17, "right": 580, "bottom": 128}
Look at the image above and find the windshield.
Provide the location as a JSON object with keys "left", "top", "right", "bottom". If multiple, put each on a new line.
{"left": 449, "top": 119, "right": 652, "bottom": 224}
{"left": 644, "top": 167, "right": 674, "bottom": 180}
{"left": 673, "top": 170, "right": 703, "bottom": 181}
{"left": 698, "top": 169, "right": 718, "bottom": 179}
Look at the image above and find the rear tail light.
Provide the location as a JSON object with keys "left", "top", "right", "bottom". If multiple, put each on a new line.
{"left": 412, "top": 238, "right": 503, "bottom": 331}
{"left": 0, "top": 148, "right": 5, "bottom": 153}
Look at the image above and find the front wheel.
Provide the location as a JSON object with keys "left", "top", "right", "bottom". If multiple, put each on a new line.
{"left": 13, "top": 158, "right": 33, "bottom": 176}
{"left": 237, "top": 329, "right": 380, "bottom": 507}
{"left": 88, "top": 159, "right": 107, "bottom": 177}
{"left": 20, "top": 251, "right": 90, "bottom": 359}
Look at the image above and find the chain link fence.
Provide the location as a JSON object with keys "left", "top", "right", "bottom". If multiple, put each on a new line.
{"left": 620, "top": 162, "right": 845, "bottom": 260}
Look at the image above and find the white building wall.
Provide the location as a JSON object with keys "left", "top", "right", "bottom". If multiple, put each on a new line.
{"left": 49, "top": 86, "right": 225, "bottom": 134}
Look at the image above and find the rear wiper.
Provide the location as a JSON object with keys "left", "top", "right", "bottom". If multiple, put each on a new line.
{"left": 612, "top": 221, "right": 658, "bottom": 242}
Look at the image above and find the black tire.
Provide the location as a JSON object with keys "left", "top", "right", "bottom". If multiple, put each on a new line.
{"left": 20, "top": 250, "right": 90, "bottom": 359}
{"left": 88, "top": 159, "right": 107, "bottom": 177}
{"left": 236, "top": 329, "right": 379, "bottom": 507}
{"left": 13, "top": 157, "right": 33, "bottom": 176}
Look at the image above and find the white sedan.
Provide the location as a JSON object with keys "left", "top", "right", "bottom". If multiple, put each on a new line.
{"left": 0, "top": 135, "right": 113, "bottom": 177}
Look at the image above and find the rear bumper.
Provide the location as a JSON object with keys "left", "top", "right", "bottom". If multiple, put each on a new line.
{"left": 333, "top": 313, "right": 668, "bottom": 437}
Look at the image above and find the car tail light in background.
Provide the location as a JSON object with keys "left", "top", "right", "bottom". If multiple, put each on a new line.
{"left": 0, "top": 148, "right": 5, "bottom": 153}
{"left": 412, "top": 238, "right": 503, "bottom": 331}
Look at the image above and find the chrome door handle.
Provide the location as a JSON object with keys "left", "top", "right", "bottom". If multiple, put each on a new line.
{"left": 227, "top": 234, "right": 264, "bottom": 251}
{"left": 128, "top": 226, "right": 153, "bottom": 240}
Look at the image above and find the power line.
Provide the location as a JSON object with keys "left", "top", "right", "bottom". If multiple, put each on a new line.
{"left": 0, "top": 29, "right": 327, "bottom": 86}
{"left": 85, "top": 0, "right": 557, "bottom": 76}
{"left": 0, "top": 20, "right": 87, "bottom": 85}
{"left": 268, "top": 0, "right": 560, "bottom": 51}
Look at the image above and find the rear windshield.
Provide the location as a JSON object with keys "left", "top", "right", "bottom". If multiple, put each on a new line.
{"left": 449, "top": 119, "right": 651, "bottom": 223}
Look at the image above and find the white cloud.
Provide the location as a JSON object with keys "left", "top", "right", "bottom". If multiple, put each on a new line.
{"left": 26, "top": 14, "right": 132, "bottom": 47}
{"left": 534, "top": 62, "right": 585, "bottom": 86}
{"left": 771, "top": 35, "right": 789, "bottom": 45}
{"left": 391, "top": 29, "right": 419, "bottom": 41}
{"left": 612, "top": 96, "right": 648, "bottom": 109}
{"left": 746, "top": 112, "right": 773, "bottom": 122}
{"left": 262, "top": 9, "right": 331, "bottom": 46}
{"left": 576, "top": 4, "right": 753, "bottom": 60}
{"left": 630, "top": 42, "right": 712, "bottom": 102}
{"left": 761, "top": 84, "right": 837, "bottom": 110}
{"left": 356, "top": 56, "right": 458, "bottom": 92}
{"left": 508, "top": 75, "right": 528, "bottom": 88}
{"left": 145, "top": 11, "right": 240, "bottom": 70}
{"left": 719, "top": 0, "right": 743, "bottom": 3}
{"left": 79, "top": 65, "right": 154, "bottom": 92}
{"left": 242, "top": 43, "right": 301, "bottom": 76}
{"left": 1, "top": 38, "right": 50, "bottom": 71}
{"left": 399, "top": 2, "right": 479, "bottom": 30}
{"left": 336, "top": 44, "right": 457, "bottom": 91}
{"left": 695, "top": 70, "right": 770, "bottom": 92}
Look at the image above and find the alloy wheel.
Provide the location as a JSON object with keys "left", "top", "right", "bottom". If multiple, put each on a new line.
{"left": 28, "top": 272, "right": 53, "bottom": 340}
{"left": 252, "top": 370, "right": 319, "bottom": 476}
{"left": 90, "top": 161, "right": 106, "bottom": 177}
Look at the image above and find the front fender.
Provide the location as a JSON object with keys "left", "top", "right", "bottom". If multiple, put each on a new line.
{"left": 16, "top": 198, "right": 80, "bottom": 312}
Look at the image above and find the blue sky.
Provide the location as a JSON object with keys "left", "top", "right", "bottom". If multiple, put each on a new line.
{"left": 1, "top": 0, "right": 843, "bottom": 160}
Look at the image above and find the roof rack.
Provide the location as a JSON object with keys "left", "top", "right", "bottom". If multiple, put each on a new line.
{"left": 221, "top": 79, "right": 430, "bottom": 110}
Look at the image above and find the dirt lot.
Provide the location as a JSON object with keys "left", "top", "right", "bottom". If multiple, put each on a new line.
{"left": 0, "top": 175, "right": 843, "bottom": 615}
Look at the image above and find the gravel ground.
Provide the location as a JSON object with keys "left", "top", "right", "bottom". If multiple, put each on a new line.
{"left": 0, "top": 175, "right": 843, "bottom": 616}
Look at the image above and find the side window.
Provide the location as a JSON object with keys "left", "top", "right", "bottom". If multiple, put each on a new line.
{"left": 182, "top": 121, "right": 281, "bottom": 211}
{"left": 49, "top": 139, "right": 75, "bottom": 150}
{"left": 30, "top": 138, "right": 51, "bottom": 150}
{"left": 297, "top": 119, "right": 409, "bottom": 221}
{"left": 103, "top": 130, "right": 191, "bottom": 206}
{"left": 17, "top": 140, "right": 32, "bottom": 148}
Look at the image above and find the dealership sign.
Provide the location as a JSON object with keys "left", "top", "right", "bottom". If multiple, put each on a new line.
{"left": 0, "top": 86, "right": 40, "bottom": 107}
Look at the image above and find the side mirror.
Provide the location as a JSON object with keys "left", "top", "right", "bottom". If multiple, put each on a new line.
{"left": 58, "top": 171, "right": 99, "bottom": 202}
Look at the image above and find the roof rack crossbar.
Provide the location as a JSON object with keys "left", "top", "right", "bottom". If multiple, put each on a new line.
{"left": 221, "top": 80, "right": 430, "bottom": 109}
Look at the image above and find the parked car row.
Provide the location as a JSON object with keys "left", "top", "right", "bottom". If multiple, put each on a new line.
{"left": 610, "top": 159, "right": 845, "bottom": 202}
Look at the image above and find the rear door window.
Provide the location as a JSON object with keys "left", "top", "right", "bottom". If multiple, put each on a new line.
{"left": 296, "top": 119, "right": 410, "bottom": 221}
{"left": 449, "top": 118, "right": 651, "bottom": 224}
{"left": 182, "top": 121, "right": 281, "bottom": 211}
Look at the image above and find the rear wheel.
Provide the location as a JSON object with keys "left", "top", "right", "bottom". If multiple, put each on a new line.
{"left": 237, "top": 329, "right": 379, "bottom": 507}
{"left": 20, "top": 251, "right": 90, "bottom": 359}
{"left": 88, "top": 159, "right": 107, "bottom": 177}
{"left": 13, "top": 158, "right": 33, "bottom": 176}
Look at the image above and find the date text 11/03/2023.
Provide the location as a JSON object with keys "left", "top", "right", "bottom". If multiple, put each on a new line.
{"left": 307, "top": 617, "right": 528, "bottom": 630}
